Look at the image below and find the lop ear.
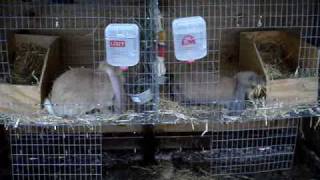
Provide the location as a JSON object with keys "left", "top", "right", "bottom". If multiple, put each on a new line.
{"left": 97, "top": 61, "right": 109, "bottom": 71}
{"left": 104, "top": 65, "right": 124, "bottom": 114}
{"left": 44, "top": 98, "right": 55, "bottom": 116}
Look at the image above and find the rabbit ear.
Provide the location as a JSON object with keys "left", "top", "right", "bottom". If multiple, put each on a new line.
{"left": 106, "top": 66, "right": 124, "bottom": 114}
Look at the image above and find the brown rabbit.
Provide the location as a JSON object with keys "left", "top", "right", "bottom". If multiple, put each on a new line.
{"left": 173, "top": 71, "right": 264, "bottom": 111}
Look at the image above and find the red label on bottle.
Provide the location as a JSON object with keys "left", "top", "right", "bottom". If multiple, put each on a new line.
{"left": 110, "top": 40, "right": 126, "bottom": 47}
{"left": 181, "top": 35, "right": 196, "bottom": 47}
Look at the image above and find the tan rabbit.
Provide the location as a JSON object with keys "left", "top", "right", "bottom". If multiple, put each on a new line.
{"left": 44, "top": 62, "right": 124, "bottom": 117}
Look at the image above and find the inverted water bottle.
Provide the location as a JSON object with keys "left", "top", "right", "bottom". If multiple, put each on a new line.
{"left": 172, "top": 16, "right": 207, "bottom": 62}
{"left": 105, "top": 24, "right": 140, "bottom": 70}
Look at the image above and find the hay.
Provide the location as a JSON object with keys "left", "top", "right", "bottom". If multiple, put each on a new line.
{"left": 246, "top": 84, "right": 267, "bottom": 109}
{"left": 159, "top": 98, "right": 222, "bottom": 115}
{"left": 11, "top": 43, "right": 47, "bottom": 85}
{"left": 0, "top": 109, "right": 144, "bottom": 126}
{"left": 127, "top": 161, "right": 213, "bottom": 180}
{"left": 256, "top": 42, "right": 295, "bottom": 80}
{"left": 1, "top": 96, "right": 317, "bottom": 126}
{"left": 248, "top": 84, "right": 266, "bottom": 100}
{"left": 159, "top": 98, "right": 222, "bottom": 122}
{"left": 264, "top": 63, "right": 284, "bottom": 79}
{"left": 0, "top": 98, "right": 219, "bottom": 126}
{"left": 0, "top": 102, "right": 317, "bottom": 127}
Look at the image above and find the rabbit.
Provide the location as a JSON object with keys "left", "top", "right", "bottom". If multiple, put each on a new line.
{"left": 173, "top": 71, "right": 265, "bottom": 112}
{"left": 230, "top": 71, "right": 265, "bottom": 113}
{"left": 44, "top": 62, "right": 124, "bottom": 117}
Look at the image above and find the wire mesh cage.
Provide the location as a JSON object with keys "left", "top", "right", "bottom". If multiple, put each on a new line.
{"left": 0, "top": 0, "right": 155, "bottom": 179}
{"left": 0, "top": 0, "right": 157, "bottom": 124}
{"left": 158, "top": 0, "right": 319, "bottom": 176}
{"left": 158, "top": 0, "right": 320, "bottom": 120}
{"left": 0, "top": 1, "right": 318, "bottom": 124}
{"left": 0, "top": 0, "right": 319, "bottom": 179}
{"left": 9, "top": 124, "right": 102, "bottom": 180}
{"left": 209, "top": 117, "right": 300, "bottom": 175}
{"left": 170, "top": 118, "right": 300, "bottom": 176}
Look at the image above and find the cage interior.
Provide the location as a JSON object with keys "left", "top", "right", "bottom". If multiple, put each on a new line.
{"left": 0, "top": 0, "right": 319, "bottom": 179}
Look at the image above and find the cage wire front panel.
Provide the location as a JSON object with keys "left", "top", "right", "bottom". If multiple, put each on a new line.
{"left": 9, "top": 125, "right": 102, "bottom": 180}
{"left": 0, "top": 0, "right": 319, "bottom": 178}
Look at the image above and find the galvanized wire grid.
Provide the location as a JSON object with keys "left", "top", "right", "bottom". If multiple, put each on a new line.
{"left": 9, "top": 125, "right": 102, "bottom": 180}
{"left": 208, "top": 115, "right": 299, "bottom": 175}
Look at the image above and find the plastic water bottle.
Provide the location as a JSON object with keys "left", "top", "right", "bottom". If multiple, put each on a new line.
{"left": 105, "top": 24, "right": 140, "bottom": 69}
{"left": 172, "top": 16, "right": 207, "bottom": 62}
